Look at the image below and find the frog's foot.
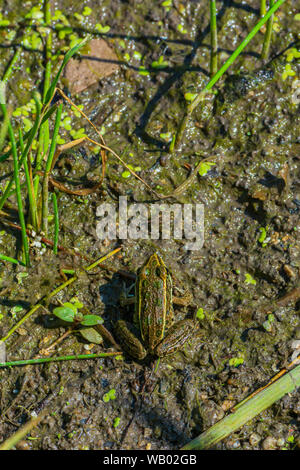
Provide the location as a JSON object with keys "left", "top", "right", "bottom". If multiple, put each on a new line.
{"left": 114, "top": 320, "right": 147, "bottom": 360}
{"left": 120, "top": 281, "right": 135, "bottom": 307}
{"left": 172, "top": 289, "right": 193, "bottom": 306}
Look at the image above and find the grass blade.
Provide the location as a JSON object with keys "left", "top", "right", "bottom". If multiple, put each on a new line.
{"left": 210, "top": 0, "right": 218, "bottom": 77}
{"left": 0, "top": 92, "right": 41, "bottom": 211}
{"left": 0, "top": 352, "right": 122, "bottom": 368}
{"left": 172, "top": 0, "right": 286, "bottom": 150}
{"left": 41, "top": 103, "right": 63, "bottom": 234}
{"left": 261, "top": 0, "right": 274, "bottom": 60}
{"left": 0, "top": 253, "right": 25, "bottom": 266}
{"left": 0, "top": 412, "right": 46, "bottom": 450}
{"left": 43, "top": 0, "right": 52, "bottom": 103}
{"left": 19, "top": 128, "right": 38, "bottom": 228}
{"left": 43, "top": 35, "right": 91, "bottom": 105}
{"left": 52, "top": 191, "right": 59, "bottom": 254}
{"left": 1, "top": 103, "right": 30, "bottom": 266}
{"left": 182, "top": 363, "right": 300, "bottom": 449}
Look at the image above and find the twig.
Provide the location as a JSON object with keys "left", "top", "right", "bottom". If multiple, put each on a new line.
{"left": 0, "top": 352, "right": 122, "bottom": 368}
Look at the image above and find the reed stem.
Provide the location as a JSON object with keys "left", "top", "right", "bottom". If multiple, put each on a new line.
{"left": 41, "top": 103, "right": 62, "bottom": 234}
{"left": 261, "top": 0, "right": 274, "bottom": 61}
{"left": 1, "top": 103, "right": 30, "bottom": 266}
{"left": 171, "top": 0, "right": 286, "bottom": 151}
{"left": 210, "top": 0, "right": 218, "bottom": 77}
{"left": 19, "top": 129, "right": 38, "bottom": 229}
{"left": 52, "top": 191, "right": 59, "bottom": 254}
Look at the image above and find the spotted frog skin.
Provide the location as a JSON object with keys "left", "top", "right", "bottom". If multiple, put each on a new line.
{"left": 114, "top": 253, "right": 197, "bottom": 360}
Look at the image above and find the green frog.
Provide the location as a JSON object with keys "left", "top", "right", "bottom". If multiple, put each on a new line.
{"left": 114, "top": 253, "right": 198, "bottom": 360}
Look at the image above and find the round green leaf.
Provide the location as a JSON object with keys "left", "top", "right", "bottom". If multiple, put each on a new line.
{"left": 53, "top": 306, "right": 75, "bottom": 322}
{"left": 79, "top": 327, "right": 103, "bottom": 344}
{"left": 62, "top": 302, "right": 78, "bottom": 314}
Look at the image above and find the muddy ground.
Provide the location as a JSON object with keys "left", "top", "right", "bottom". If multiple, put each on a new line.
{"left": 0, "top": 0, "right": 299, "bottom": 450}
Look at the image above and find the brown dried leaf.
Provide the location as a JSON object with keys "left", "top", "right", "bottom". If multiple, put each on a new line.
{"left": 64, "top": 39, "right": 119, "bottom": 94}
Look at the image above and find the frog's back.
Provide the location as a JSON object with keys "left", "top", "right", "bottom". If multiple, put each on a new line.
{"left": 135, "top": 253, "right": 174, "bottom": 353}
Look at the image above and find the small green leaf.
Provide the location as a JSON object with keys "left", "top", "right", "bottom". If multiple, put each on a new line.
{"left": 69, "top": 297, "right": 83, "bottom": 310}
{"left": 245, "top": 273, "right": 256, "bottom": 285}
{"left": 133, "top": 51, "right": 142, "bottom": 60}
{"left": 113, "top": 417, "right": 121, "bottom": 428}
{"left": 82, "top": 6, "right": 92, "bottom": 16}
{"left": 122, "top": 170, "right": 131, "bottom": 178}
{"left": 196, "top": 308, "right": 205, "bottom": 320}
{"left": 151, "top": 56, "right": 168, "bottom": 69}
{"left": 229, "top": 356, "right": 244, "bottom": 367}
{"left": 159, "top": 131, "right": 172, "bottom": 142}
{"left": 198, "top": 161, "right": 215, "bottom": 176}
{"left": 184, "top": 92, "right": 197, "bottom": 102}
{"left": 258, "top": 227, "right": 267, "bottom": 244}
{"left": 79, "top": 327, "right": 103, "bottom": 344}
{"left": 103, "top": 388, "right": 116, "bottom": 402}
{"left": 62, "top": 302, "right": 78, "bottom": 314}
{"left": 81, "top": 315, "right": 104, "bottom": 326}
{"left": 95, "top": 23, "right": 110, "bottom": 34}
{"left": 16, "top": 272, "right": 29, "bottom": 284}
{"left": 177, "top": 24, "right": 187, "bottom": 34}
{"left": 53, "top": 306, "right": 75, "bottom": 322}
{"left": 138, "top": 66, "right": 150, "bottom": 76}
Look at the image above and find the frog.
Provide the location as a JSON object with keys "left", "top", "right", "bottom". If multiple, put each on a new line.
{"left": 114, "top": 253, "right": 198, "bottom": 360}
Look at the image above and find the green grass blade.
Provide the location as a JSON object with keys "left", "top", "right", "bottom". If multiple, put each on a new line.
{"left": 260, "top": 0, "right": 267, "bottom": 16}
{"left": 0, "top": 253, "right": 26, "bottom": 266}
{"left": 261, "top": 0, "right": 274, "bottom": 60}
{"left": 172, "top": 0, "right": 286, "bottom": 150}
{"left": 192, "top": 0, "right": 285, "bottom": 108}
{"left": 182, "top": 364, "right": 300, "bottom": 449}
{"left": 19, "top": 128, "right": 38, "bottom": 228}
{"left": 1, "top": 103, "right": 30, "bottom": 266}
{"left": 0, "top": 88, "right": 9, "bottom": 153}
{"left": 43, "top": 35, "right": 91, "bottom": 105}
{"left": 2, "top": 48, "right": 21, "bottom": 83}
{"left": 43, "top": 0, "right": 52, "bottom": 103}
{"left": 0, "top": 412, "right": 45, "bottom": 450}
{"left": 52, "top": 191, "right": 59, "bottom": 254}
{"left": 41, "top": 103, "right": 63, "bottom": 234}
{"left": 0, "top": 92, "right": 41, "bottom": 210}
{"left": 0, "top": 352, "right": 121, "bottom": 368}
{"left": 210, "top": 0, "right": 218, "bottom": 77}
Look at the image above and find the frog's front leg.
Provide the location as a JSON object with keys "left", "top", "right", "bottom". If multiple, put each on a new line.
{"left": 114, "top": 320, "right": 147, "bottom": 360}
{"left": 172, "top": 291, "right": 193, "bottom": 306}
{"left": 119, "top": 281, "right": 135, "bottom": 307}
{"left": 172, "top": 277, "right": 193, "bottom": 307}
{"left": 154, "top": 319, "right": 198, "bottom": 357}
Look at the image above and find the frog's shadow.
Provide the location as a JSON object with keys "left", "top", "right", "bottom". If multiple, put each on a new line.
{"left": 99, "top": 271, "right": 137, "bottom": 344}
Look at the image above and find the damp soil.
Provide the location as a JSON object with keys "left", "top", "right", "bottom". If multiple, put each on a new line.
{"left": 0, "top": 0, "right": 299, "bottom": 450}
